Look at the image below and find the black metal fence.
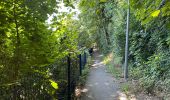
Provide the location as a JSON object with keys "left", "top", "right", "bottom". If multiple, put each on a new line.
{"left": 0, "top": 51, "right": 88, "bottom": 100}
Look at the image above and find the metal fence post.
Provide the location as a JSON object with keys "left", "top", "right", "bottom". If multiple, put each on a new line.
{"left": 67, "top": 55, "right": 71, "bottom": 100}
{"left": 79, "top": 54, "right": 82, "bottom": 76}
{"left": 84, "top": 52, "right": 87, "bottom": 66}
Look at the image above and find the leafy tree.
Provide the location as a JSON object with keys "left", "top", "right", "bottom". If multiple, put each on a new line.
{"left": 0, "top": 0, "right": 80, "bottom": 99}
{"left": 79, "top": 0, "right": 170, "bottom": 97}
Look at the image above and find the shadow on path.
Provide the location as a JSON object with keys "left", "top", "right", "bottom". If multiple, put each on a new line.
{"left": 81, "top": 50, "right": 121, "bottom": 100}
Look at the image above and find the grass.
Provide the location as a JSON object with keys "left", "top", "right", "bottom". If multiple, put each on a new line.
{"left": 103, "top": 52, "right": 132, "bottom": 97}
{"left": 120, "top": 82, "right": 130, "bottom": 93}
{"left": 106, "top": 63, "right": 122, "bottom": 79}
{"left": 78, "top": 65, "right": 90, "bottom": 86}
{"left": 102, "top": 52, "right": 170, "bottom": 99}
{"left": 103, "top": 52, "right": 122, "bottom": 79}
{"left": 74, "top": 54, "right": 92, "bottom": 99}
{"left": 78, "top": 55, "right": 92, "bottom": 86}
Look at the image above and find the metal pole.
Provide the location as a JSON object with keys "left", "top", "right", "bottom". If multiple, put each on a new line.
{"left": 67, "top": 54, "right": 71, "bottom": 100}
{"left": 124, "top": 0, "right": 130, "bottom": 80}
{"left": 84, "top": 52, "right": 86, "bottom": 65}
{"left": 79, "top": 54, "right": 82, "bottom": 76}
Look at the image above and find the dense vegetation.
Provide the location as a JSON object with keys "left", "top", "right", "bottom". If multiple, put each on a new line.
{"left": 0, "top": 0, "right": 170, "bottom": 99}
{"left": 0, "top": 0, "right": 82, "bottom": 99}
{"left": 78, "top": 0, "right": 170, "bottom": 98}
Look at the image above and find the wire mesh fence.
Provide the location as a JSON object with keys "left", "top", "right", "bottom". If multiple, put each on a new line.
{"left": 0, "top": 51, "right": 89, "bottom": 100}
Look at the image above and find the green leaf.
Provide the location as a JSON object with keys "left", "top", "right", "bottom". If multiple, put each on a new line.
{"left": 151, "top": 10, "right": 160, "bottom": 17}
{"left": 49, "top": 79, "right": 58, "bottom": 89}
{"left": 100, "top": 0, "right": 107, "bottom": 3}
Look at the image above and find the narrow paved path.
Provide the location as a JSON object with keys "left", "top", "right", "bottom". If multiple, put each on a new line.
{"left": 81, "top": 51, "right": 120, "bottom": 100}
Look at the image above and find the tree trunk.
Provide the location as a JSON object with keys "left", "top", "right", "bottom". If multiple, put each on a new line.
{"left": 13, "top": 0, "right": 20, "bottom": 81}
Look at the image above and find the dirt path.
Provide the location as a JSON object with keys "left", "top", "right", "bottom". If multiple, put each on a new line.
{"left": 81, "top": 51, "right": 121, "bottom": 100}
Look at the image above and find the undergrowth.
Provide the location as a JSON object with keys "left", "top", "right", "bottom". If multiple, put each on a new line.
{"left": 103, "top": 52, "right": 122, "bottom": 79}
{"left": 129, "top": 52, "right": 170, "bottom": 99}
{"left": 78, "top": 54, "right": 92, "bottom": 86}
{"left": 103, "top": 52, "right": 131, "bottom": 95}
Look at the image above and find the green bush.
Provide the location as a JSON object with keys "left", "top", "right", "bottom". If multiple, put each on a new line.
{"left": 130, "top": 51, "right": 170, "bottom": 95}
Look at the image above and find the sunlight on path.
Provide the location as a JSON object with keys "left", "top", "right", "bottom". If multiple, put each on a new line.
{"left": 79, "top": 52, "right": 113, "bottom": 100}
{"left": 117, "top": 91, "right": 137, "bottom": 100}
{"left": 80, "top": 51, "right": 137, "bottom": 100}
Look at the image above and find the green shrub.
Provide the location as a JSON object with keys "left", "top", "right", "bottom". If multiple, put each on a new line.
{"left": 121, "top": 83, "right": 130, "bottom": 93}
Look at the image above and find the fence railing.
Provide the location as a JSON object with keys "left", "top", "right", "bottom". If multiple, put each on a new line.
{"left": 0, "top": 51, "right": 89, "bottom": 100}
